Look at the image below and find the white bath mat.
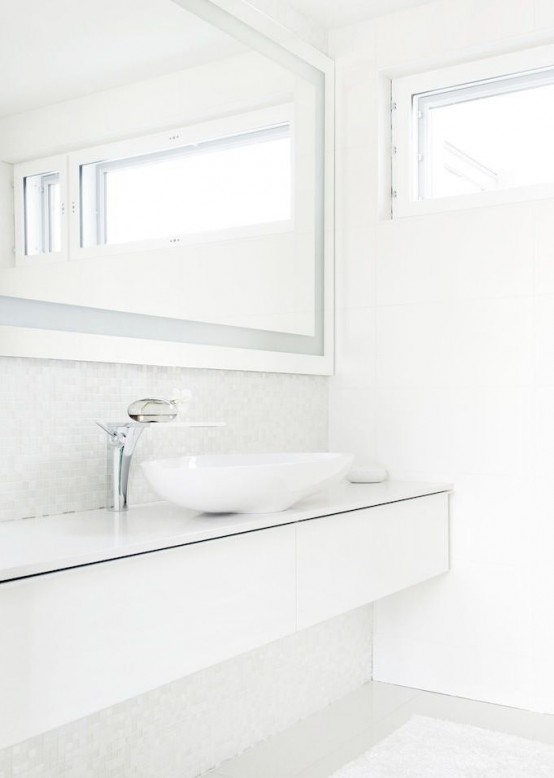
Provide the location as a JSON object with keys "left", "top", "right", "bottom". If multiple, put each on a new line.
{"left": 331, "top": 715, "right": 554, "bottom": 777}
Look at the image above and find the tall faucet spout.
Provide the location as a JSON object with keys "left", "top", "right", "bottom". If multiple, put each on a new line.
{"left": 98, "top": 422, "right": 145, "bottom": 512}
{"left": 97, "top": 397, "right": 178, "bottom": 512}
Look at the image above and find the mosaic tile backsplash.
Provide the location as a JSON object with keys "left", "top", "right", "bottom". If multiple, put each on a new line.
{"left": 0, "top": 356, "right": 328, "bottom": 522}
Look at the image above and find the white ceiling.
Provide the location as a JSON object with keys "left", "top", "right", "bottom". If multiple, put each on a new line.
{"left": 0, "top": 0, "right": 243, "bottom": 118}
{"left": 286, "top": 0, "right": 434, "bottom": 29}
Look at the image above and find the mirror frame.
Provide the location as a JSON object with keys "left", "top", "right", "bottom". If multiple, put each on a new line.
{"left": 0, "top": 0, "right": 334, "bottom": 376}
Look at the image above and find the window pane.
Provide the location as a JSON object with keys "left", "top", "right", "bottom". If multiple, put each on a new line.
{"left": 81, "top": 125, "right": 292, "bottom": 247}
{"left": 24, "top": 171, "right": 61, "bottom": 255}
{"left": 416, "top": 72, "right": 554, "bottom": 200}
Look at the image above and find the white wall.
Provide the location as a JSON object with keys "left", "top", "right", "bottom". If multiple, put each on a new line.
{"left": 329, "top": 0, "right": 554, "bottom": 714}
{"left": 0, "top": 162, "right": 12, "bottom": 268}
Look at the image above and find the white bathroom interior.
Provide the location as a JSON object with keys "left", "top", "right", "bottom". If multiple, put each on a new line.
{"left": 2, "top": 0, "right": 554, "bottom": 775}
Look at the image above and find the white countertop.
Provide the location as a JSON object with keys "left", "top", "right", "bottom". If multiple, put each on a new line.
{"left": 0, "top": 481, "right": 451, "bottom": 583}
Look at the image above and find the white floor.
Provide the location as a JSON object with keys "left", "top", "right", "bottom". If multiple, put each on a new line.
{"left": 202, "top": 681, "right": 554, "bottom": 778}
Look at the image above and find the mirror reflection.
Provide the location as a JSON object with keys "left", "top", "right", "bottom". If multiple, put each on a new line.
{"left": 0, "top": 0, "right": 324, "bottom": 351}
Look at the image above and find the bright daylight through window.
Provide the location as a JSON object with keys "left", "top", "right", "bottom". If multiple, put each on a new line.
{"left": 80, "top": 124, "right": 292, "bottom": 248}
{"left": 413, "top": 66, "right": 554, "bottom": 201}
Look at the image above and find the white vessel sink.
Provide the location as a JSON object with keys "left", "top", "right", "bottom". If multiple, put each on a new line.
{"left": 141, "top": 452, "right": 353, "bottom": 514}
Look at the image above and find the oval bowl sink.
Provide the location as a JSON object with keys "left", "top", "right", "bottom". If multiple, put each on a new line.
{"left": 141, "top": 452, "right": 354, "bottom": 514}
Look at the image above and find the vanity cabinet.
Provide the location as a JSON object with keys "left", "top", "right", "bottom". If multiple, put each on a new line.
{"left": 0, "top": 489, "right": 449, "bottom": 750}
{"left": 0, "top": 525, "right": 297, "bottom": 750}
{"left": 296, "top": 493, "right": 449, "bottom": 629}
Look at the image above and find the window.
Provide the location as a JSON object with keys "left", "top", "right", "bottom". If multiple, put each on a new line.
{"left": 24, "top": 171, "right": 61, "bottom": 255}
{"left": 14, "top": 156, "right": 67, "bottom": 263}
{"left": 392, "top": 48, "right": 554, "bottom": 216}
{"left": 12, "top": 106, "right": 293, "bottom": 264}
{"left": 417, "top": 68, "right": 554, "bottom": 200}
{"left": 80, "top": 124, "right": 292, "bottom": 248}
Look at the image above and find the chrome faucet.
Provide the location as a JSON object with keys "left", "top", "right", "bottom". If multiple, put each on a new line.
{"left": 97, "top": 398, "right": 177, "bottom": 512}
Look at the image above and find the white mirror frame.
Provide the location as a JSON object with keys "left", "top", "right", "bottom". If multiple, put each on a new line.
{"left": 0, "top": 0, "right": 334, "bottom": 376}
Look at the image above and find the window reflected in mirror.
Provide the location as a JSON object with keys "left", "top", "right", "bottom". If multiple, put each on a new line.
{"left": 23, "top": 170, "right": 62, "bottom": 256}
{"left": 0, "top": 0, "right": 328, "bottom": 364}
{"left": 79, "top": 114, "right": 292, "bottom": 249}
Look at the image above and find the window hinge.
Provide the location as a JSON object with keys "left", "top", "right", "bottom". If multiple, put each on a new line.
{"left": 391, "top": 101, "right": 397, "bottom": 111}
{"left": 391, "top": 189, "right": 398, "bottom": 199}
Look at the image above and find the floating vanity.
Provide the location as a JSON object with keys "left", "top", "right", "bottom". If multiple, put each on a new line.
{"left": 0, "top": 482, "right": 450, "bottom": 750}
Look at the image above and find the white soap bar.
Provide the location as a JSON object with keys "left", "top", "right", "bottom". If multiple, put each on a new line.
{"left": 347, "top": 463, "right": 388, "bottom": 483}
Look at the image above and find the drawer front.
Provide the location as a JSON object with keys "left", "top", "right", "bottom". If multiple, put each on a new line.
{"left": 0, "top": 523, "right": 297, "bottom": 750}
{"left": 296, "top": 493, "right": 449, "bottom": 629}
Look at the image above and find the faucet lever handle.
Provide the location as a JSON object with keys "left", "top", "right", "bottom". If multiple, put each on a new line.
{"left": 127, "top": 398, "right": 177, "bottom": 423}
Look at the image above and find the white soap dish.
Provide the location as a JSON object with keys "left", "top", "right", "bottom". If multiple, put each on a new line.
{"left": 347, "top": 462, "right": 388, "bottom": 483}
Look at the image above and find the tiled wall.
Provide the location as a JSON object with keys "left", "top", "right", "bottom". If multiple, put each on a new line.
{"left": 329, "top": 0, "right": 554, "bottom": 714}
{"left": 0, "top": 605, "right": 373, "bottom": 777}
{"left": 0, "top": 356, "right": 327, "bottom": 521}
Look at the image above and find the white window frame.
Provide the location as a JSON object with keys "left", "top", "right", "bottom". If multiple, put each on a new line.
{"left": 13, "top": 155, "right": 68, "bottom": 265}
{"left": 68, "top": 103, "right": 295, "bottom": 259}
{"left": 392, "top": 43, "right": 554, "bottom": 218}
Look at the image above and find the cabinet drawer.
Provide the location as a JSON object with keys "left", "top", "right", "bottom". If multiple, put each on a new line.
{"left": 296, "top": 493, "right": 449, "bottom": 629}
{"left": 0, "top": 523, "right": 297, "bottom": 750}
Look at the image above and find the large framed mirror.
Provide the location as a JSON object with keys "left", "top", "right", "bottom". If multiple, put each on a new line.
{"left": 0, "top": 0, "right": 333, "bottom": 374}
